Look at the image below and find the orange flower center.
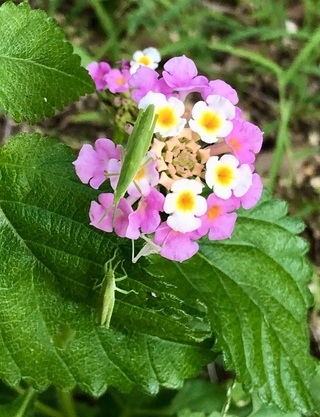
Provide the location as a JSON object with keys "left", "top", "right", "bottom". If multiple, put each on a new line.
{"left": 176, "top": 191, "right": 196, "bottom": 212}
{"left": 138, "top": 55, "right": 152, "bottom": 66}
{"left": 199, "top": 111, "right": 222, "bottom": 132}
{"left": 207, "top": 205, "right": 222, "bottom": 220}
{"left": 157, "top": 106, "right": 176, "bottom": 128}
{"left": 134, "top": 167, "right": 145, "bottom": 181}
{"left": 116, "top": 77, "right": 126, "bottom": 86}
{"left": 228, "top": 137, "right": 241, "bottom": 152}
{"left": 215, "top": 165, "right": 235, "bottom": 186}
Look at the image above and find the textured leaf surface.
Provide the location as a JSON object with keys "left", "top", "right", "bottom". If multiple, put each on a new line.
{"left": 0, "top": 134, "right": 317, "bottom": 413}
{"left": 249, "top": 406, "right": 300, "bottom": 417}
{"left": 147, "top": 199, "right": 316, "bottom": 413}
{"left": 0, "top": 2, "right": 95, "bottom": 123}
{"left": 0, "top": 134, "right": 213, "bottom": 396}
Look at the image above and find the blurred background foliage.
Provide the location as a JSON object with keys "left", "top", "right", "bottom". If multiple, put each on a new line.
{"left": 1, "top": 0, "right": 320, "bottom": 415}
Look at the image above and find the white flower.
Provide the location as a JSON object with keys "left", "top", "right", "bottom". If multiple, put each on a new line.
{"left": 205, "top": 154, "right": 252, "bottom": 199}
{"left": 164, "top": 179, "right": 207, "bottom": 233}
{"left": 138, "top": 91, "right": 187, "bottom": 137}
{"left": 189, "top": 95, "right": 235, "bottom": 143}
{"left": 130, "top": 47, "right": 161, "bottom": 74}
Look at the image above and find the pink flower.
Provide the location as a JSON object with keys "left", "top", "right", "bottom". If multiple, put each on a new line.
{"left": 73, "top": 138, "right": 122, "bottom": 189}
{"left": 120, "top": 59, "right": 131, "bottom": 70}
{"left": 235, "top": 107, "right": 243, "bottom": 118}
{"left": 107, "top": 158, "right": 122, "bottom": 191}
{"left": 86, "top": 61, "right": 111, "bottom": 91}
{"left": 129, "top": 66, "right": 173, "bottom": 103}
{"left": 162, "top": 56, "right": 208, "bottom": 100}
{"left": 225, "top": 118, "right": 263, "bottom": 164}
{"left": 105, "top": 69, "right": 131, "bottom": 93}
{"left": 232, "top": 173, "right": 263, "bottom": 210}
{"left": 154, "top": 222, "right": 200, "bottom": 262}
{"left": 126, "top": 188, "right": 165, "bottom": 239}
{"left": 89, "top": 193, "right": 132, "bottom": 237}
{"left": 197, "top": 194, "right": 237, "bottom": 240}
{"left": 202, "top": 79, "right": 239, "bottom": 105}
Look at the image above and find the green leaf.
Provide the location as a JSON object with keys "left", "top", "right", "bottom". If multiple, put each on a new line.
{"left": 177, "top": 410, "right": 207, "bottom": 417}
{"left": 167, "top": 380, "right": 226, "bottom": 415}
{"left": 0, "top": 2, "right": 95, "bottom": 123}
{"left": 249, "top": 405, "right": 300, "bottom": 417}
{"left": 167, "top": 379, "right": 251, "bottom": 417}
{"left": 147, "top": 196, "right": 317, "bottom": 413}
{"left": 0, "top": 133, "right": 214, "bottom": 396}
{"left": 177, "top": 411, "right": 236, "bottom": 417}
{"left": 0, "top": 134, "right": 317, "bottom": 413}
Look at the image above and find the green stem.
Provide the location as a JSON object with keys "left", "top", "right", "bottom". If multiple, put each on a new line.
{"left": 14, "top": 386, "right": 63, "bottom": 417}
{"left": 91, "top": 0, "right": 119, "bottom": 61}
{"left": 312, "top": 268, "right": 320, "bottom": 315}
{"left": 160, "top": 38, "right": 208, "bottom": 57}
{"left": 221, "top": 380, "right": 236, "bottom": 417}
{"left": 14, "top": 386, "right": 36, "bottom": 417}
{"left": 58, "top": 391, "right": 78, "bottom": 417}
{"left": 267, "top": 26, "right": 320, "bottom": 193}
{"left": 209, "top": 42, "right": 283, "bottom": 77}
{"left": 268, "top": 78, "right": 293, "bottom": 193}
{"left": 303, "top": 0, "right": 313, "bottom": 28}
{"left": 157, "top": 0, "right": 172, "bottom": 8}
{"left": 285, "top": 27, "right": 320, "bottom": 84}
{"left": 295, "top": 202, "right": 320, "bottom": 217}
{"left": 35, "top": 401, "right": 64, "bottom": 417}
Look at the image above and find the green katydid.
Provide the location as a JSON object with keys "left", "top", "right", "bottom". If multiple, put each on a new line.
{"left": 131, "top": 234, "right": 161, "bottom": 263}
{"left": 113, "top": 104, "right": 157, "bottom": 206}
{"left": 98, "top": 105, "right": 159, "bottom": 263}
{"left": 95, "top": 251, "right": 137, "bottom": 329}
{"left": 99, "top": 104, "right": 157, "bottom": 223}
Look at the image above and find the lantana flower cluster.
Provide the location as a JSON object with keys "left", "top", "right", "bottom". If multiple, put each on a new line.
{"left": 86, "top": 47, "right": 161, "bottom": 93}
{"left": 74, "top": 50, "right": 263, "bottom": 262}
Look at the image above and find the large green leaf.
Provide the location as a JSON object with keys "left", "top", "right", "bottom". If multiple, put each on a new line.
{"left": 147, "top": 200, "right": 317, "bottom": 413}
{"left": 0, "top": 134, "right": 317, "bottom": 413}
{"left": 0, "top": 133, "right": 213, "bottom": 396}
{"left": 0, "top": 2, "right": 95, "bottom": 123}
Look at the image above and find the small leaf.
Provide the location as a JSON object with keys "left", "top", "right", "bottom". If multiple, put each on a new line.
{"left": 167, "top": 380, "right": 227, "bottom": 415}
{"left": 0, "top": 2, "right": 95, "bottom": 123}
